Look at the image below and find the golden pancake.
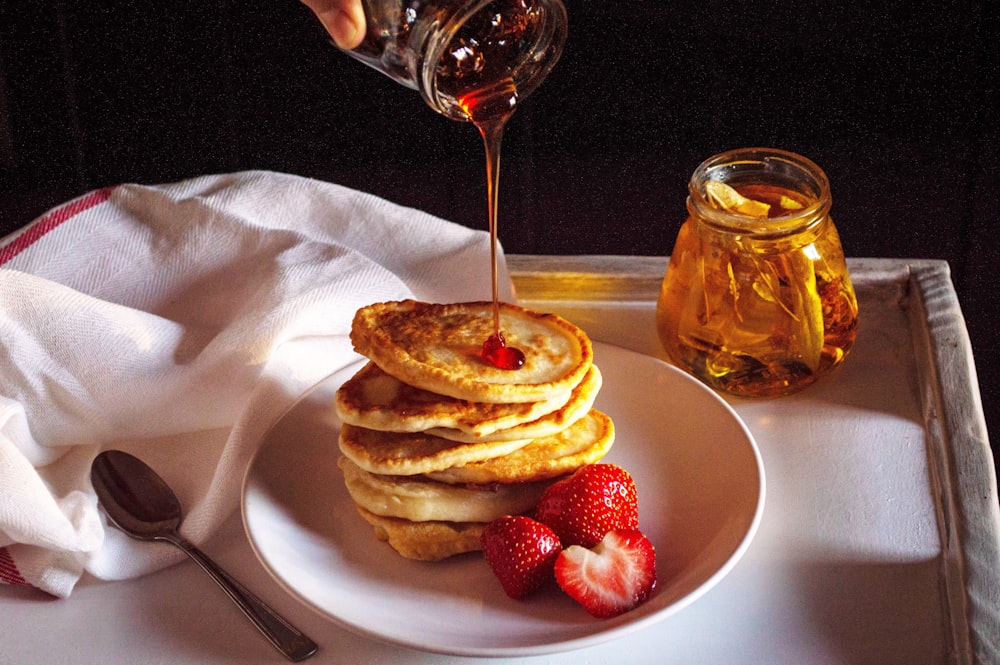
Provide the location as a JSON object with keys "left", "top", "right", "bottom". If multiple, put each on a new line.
{"left": 335, "top": 361, "right": 577, "bottom": 437}
{"left": 350, "top": 300, "right": 592, "bottom": 403}
{"left": 424, "top": 409, "right": 615, "bottom": 484}
{"left": 337, "top": 299, "right": 614, "bottom": 562}
{"left": 425, "top": 365, "right": 602, "bottom": 443}
{"left": 338, "top": 456, "right": 549, "bottom": 522}
{"left": 339, "top": 424, "right": 532, "bottom": 476}
{"left": 353, "top": 505, "right": 485, "bottom": 561}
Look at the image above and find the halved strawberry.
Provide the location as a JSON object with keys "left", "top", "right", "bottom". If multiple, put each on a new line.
{"left": 535, "top": 464, "right": 639, "bottom": 548}
{"left": 481, "top": 516, "right": 562, "bottom": 599}
{"left": 554, "top": 528, "right": 657, "bottom": 618}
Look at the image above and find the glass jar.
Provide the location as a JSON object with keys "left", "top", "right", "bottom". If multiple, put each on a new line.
{"left": 339, "top": 0, "right": 567, "bottom": 121}
{"left": 656, "top": 148, "right": 859, "bottom": 397}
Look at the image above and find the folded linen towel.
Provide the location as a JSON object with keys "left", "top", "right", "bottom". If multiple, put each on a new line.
{"left": 0, "top": 170, "right": 512, "bottom": 597}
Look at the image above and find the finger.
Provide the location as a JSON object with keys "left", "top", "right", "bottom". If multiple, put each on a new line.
{"left": 309, "top": 1, "right": 366, "bottom": 50}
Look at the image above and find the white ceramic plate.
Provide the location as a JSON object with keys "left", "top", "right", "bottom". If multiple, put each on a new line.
{"left": 242, "top": 341, "right": 765, "bottom": 657}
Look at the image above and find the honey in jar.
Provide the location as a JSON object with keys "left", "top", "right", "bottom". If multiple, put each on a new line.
{"left": 656, "top": 148, "right": 858, "bottom": 397}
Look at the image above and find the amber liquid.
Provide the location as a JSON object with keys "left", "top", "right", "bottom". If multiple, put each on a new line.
{"left": 656, "top": 184, "right": 859, "bottom": 397}
{"left": 434, "top": 1, "right": 536, "bottom": 370}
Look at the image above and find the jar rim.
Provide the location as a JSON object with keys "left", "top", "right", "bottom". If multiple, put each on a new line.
{"left": 688, "top": 147, "right": 832, "bottom": 237}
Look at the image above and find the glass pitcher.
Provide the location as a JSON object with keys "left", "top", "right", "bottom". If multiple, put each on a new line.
{"left": 339, "top": 0, "right": 567, "bottom": 122}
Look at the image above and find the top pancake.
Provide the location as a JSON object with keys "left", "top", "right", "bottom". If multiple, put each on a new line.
{"left": 350, "top": 300, "right": 593, "bottom": 403}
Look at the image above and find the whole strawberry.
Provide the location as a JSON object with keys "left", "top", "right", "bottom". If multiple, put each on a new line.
{"left": 481, "top": 516, "right": 562, "bottom": 599}
{"left": 555, "top": 528, "right": 657, "bottom": 618}
{"left": 535, "top": 464, "right": 639, "bottom": 548}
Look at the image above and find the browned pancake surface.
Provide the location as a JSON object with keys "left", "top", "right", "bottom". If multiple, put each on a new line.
{"left": 339, "top": 424, "right": 532, "bottom": 476}
{"left": 353, "top": 505, "right": 485, "bottom": 561}
{"left": 335, "top": 361, "right": 576, "bottom": 436}
{"left": 350, "top": 300, "right": 592, "bottom": 403}
{"left": 424, "top": 409, "right": 615, "bottom": 484}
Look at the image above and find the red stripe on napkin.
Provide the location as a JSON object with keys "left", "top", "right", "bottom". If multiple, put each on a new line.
{"left": 0, "top": 547, "right": 30, "bottom": 587}
{"left": 0, "top": 186, "right": 115, "bottom": 266}
{"left": 0, "top": 188, "right": 115, "bottom": 591}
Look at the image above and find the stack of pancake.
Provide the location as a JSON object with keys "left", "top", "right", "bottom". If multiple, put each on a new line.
{"left": 335, "top": 300, "right": 615, "bottom": 560}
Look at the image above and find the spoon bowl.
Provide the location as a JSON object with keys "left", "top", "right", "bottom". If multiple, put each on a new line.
{"left": 91, "top": 450, "right": 318, "bottom": 662}
{"left": 91, "top": 450, "right": 183, "bottom": 538}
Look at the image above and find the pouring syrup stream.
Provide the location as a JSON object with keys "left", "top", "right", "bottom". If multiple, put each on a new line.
{"left": 459, "top": 78, "right": 526, "bottom": 370}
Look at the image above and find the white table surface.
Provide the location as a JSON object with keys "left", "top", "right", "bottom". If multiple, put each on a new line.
{"left": 2, "top": 257, "right": 997, "bottom": 665}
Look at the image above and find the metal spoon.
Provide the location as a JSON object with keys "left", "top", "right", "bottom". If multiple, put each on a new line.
{"left": 90, "top": 450, "right": 318, "bottom": 662}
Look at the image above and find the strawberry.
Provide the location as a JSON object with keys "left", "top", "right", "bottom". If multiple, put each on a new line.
{"left": 535, "top": 464, "right": 639, "bottom": 547}
{"left": 554, "top": 529, "right": 657, "bottom": 618}
{"left": 481, "top": 516, "right": 562, "bottom": 599}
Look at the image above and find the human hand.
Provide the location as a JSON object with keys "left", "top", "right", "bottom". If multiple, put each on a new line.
{"left": 300, "top": 0, "right": 366, "bottom": 50}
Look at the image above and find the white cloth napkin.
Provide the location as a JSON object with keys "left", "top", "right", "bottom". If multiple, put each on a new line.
{"left": 0, "top": 170, "right": 513, "bottom": 598}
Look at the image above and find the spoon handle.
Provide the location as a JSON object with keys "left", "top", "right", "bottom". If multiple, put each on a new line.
{"left": 165, "top": 534, "right": 318, "bottom": 662}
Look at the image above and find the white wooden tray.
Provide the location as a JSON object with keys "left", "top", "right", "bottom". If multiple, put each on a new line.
{"left": 1, "top": 256, "right": 996, "bottom": 664}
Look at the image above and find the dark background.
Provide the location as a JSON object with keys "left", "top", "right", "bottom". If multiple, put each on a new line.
{"left": 2, "top": 1, "right": 997, "bottom": 478}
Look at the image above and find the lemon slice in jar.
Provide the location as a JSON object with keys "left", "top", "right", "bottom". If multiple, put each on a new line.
{"left": 705, "top": 180, "right": 771, "bottom": 218}
{"left": 779, "top": 194, "right": 804, "bottom": 210}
